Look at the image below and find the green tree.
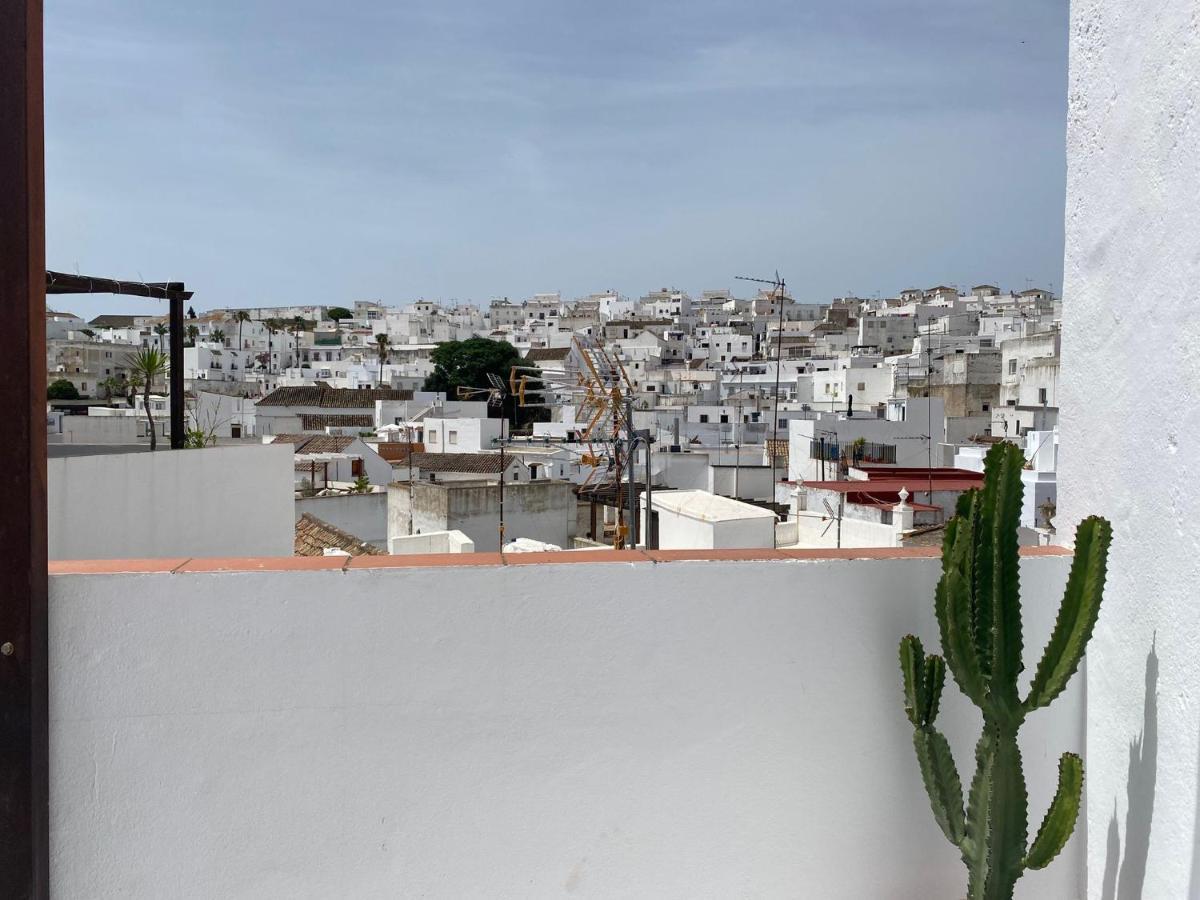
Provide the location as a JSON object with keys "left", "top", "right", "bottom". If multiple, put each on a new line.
{"left": 211, "top": 328, "right": 226, "bottom": 346}
{"left": 423, "top": 338, "right": 522, "bottom": 397}
{"left": 124, "top": 348, "right": 169, "bottom": 450}
{"left": 424, "top": 338, "right": 549, "bottom": 427}
{"left": 153, "top": 322, "right": 168, "bottom": 352}
{"left": 98, "top": 376, "right": 123, "bottom": 403}
{"left": 47, "top": 378, "right": 80, "bottom": 400}
{"left": 185, "top": 324, "right": 199, "bottom": 347}
{"left": 327, "top": 306, "right": 353, "bottom": 323}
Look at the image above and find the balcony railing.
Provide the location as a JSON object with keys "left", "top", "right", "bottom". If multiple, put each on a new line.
{"left": 809, "top": 438, "right": 898, "bottom": 464}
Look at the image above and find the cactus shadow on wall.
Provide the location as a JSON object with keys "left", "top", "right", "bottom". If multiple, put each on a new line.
{"left": 1100, "top": 639, "right": 1158, "bottom": 900}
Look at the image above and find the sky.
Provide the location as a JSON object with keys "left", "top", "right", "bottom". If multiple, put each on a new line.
{"left": 44, "top": 0, "right": 1069, "bottom": 319}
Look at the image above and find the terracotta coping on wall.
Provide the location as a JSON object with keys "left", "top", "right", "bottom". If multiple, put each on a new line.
{"left": 47, "top": 545, "right": 1071, "bottom": 575}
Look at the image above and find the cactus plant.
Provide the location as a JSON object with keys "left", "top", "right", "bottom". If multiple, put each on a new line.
{"left": 898, "top": 441, "right": 1111, "bottom": 899}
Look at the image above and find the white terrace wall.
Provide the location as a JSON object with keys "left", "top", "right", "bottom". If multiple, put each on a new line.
{"left": 1059, "top": 0, "right": 1200, "bottom": 894}
{"left": 47, "top": 445, "right": 294, "bottom": 560}
{"left": 50, "top": 553, "right": 1080, "bottom": 898}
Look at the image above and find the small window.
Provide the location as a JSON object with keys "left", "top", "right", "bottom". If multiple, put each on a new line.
{"left": 1008, "top": 359, "right": 1017, "bottom": 375}
{"left": 429, "top": 431, "right": 438, "bottom": 443}
{"left": 448, "top": 430, "right": 458, "bottom": 445}
{"left": 351, "top": 458, "right": 365, "bottom": 477}
{"left": 1038, "top": 388, "right": 1048, "bottom": 404}
{"left": 857, "top": 382, "right": 865, "bottom": 391}
{"left": 699, "top": 414, "right": 709, "bottom": 423}
{"left": 720, "top": 414, "right": 729, "bottom": 424}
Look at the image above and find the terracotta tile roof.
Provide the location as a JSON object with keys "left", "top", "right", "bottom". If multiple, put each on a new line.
{"left": 294, "top": 513, "right": 384, "bottom": 557}
{"left": 258, "top": 386, "right": 413, "bottom": 408}
{"left": 298, "top": 413, "right": 374, "bottom": 430}
{"left": 269, "top": 434, "right": 357, "bottom": 454}
{"left": 410, "top": 452, "right": 510, "bottom": 474}
{"left": 766, "top": 438, "right": 789, "bottom": 462}
{"left": 376, "top": 441, "right": 425, "bottom": 462}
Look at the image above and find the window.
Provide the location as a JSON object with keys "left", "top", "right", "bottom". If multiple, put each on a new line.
{"left": 448, "top": 430, "right": 458, "bottom": 445}
{"left": 720, "top": 414, "right": 729, "bottom": 424}
{"left": 351, "top": 458, "right": 365, "bottom": 477}
{"left": 1038, "top": 388, "right": 1048, "bottom": 404}
{"left": 429, "top": 431, "right": 438, "bottom": 443}
{"left": 857, "top": 382, "right": 865, "bottom": 391}
{"left": 1008, "top": 359, "right": 1017, "bottom": 375}
{"left": 982, "top": 403, "right": 991, "bottom": 412}
{"left": 699, "top": 414, "right": 709, "bottom": 423}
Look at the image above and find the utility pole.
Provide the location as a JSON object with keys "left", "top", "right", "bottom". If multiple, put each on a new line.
{"left": 736, "top": 272, "right": 786, "bottom": 546}
{"left": 625, "top": 396, "right": 637, "bottom": 547}
{"left": 498, "top": 414, "right": 506, "bottom": 549}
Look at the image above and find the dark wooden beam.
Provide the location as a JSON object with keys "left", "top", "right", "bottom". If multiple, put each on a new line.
{"left": 0, "top": 0, "right": 50, "bottom": 896}
{"left": 45, "top": 270, "right": 192, "bottom": 302}
{"left": 170, "top": 296, "right": 184, "bottom": 449}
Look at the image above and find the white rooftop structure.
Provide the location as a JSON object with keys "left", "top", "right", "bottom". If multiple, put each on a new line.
{"left": 649, "top": 490, "right": 776, "bottom": 523}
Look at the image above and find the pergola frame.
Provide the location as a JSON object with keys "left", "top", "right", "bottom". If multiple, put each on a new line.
{"left": 47, "top": 270, "right": 194, "bottom": 449}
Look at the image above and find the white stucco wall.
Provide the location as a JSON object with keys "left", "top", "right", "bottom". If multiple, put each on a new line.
{"left": 1059, "top": 0, "right": 1200, "bottom": 895}
{"left": 294, "top": 492, "right": 388, "bottom": 548}
{"left": 48, "top": 553, "right": 1082, "bottom": 899}
{"left": 48, "top": 445, "right": 294, "bottom": 559}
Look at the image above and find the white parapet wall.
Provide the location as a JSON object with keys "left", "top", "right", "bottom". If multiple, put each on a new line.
{"left": 388, "top": 529, "right": 475, "bottom": 554}
{"left": 49, "top": 551, "right": 1080, "bottom": 898}
{"left": 48, "top": 444, "right": 295, "bottom": 559}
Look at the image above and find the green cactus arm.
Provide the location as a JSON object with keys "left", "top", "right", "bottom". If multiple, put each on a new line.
{"left": 937, "top": 519, "right": 988, "bottom": 708}
{"left": 982, "top": 442, "right": 1026, "bottom": 715}
{"left": 1024, "top": 516, "right": 1112, "bottom": 712}
{"left": 1025, "top": 753, "right": 1083, "bottom": 870}
{"left": 913, "top": 726, "right": 966, "bottom": 846}
{"left": 963, "top": 726, "right": 1028, "bottom": 900}
{"left": 962, "top": 490, "right": 993, "bottom": 684}
{"left": 900, "top": 635, "right": 927, "bottom": 726}
{"left": 923, "top": 654, "right": 945, "bottom": 725}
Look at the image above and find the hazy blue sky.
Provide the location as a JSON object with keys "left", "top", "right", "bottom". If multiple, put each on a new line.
{"left": 45, "top": 0, "right": 1068, "bottom": 318}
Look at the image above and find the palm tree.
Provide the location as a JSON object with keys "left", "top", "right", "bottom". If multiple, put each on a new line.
{"left": 125, "top": 372, "right": 142, "bottom": 406}
{"left": 211, "top": 328, "right": 226, "bottom": 346}
{"left": 124, "top": 348, "right": 169, "bottom": 450}
{"left": 153, "top": 322, "right": 168, "bottom": 352}
{"left": 185, "top": 324, "right": 199, "bottom": 347}
{"left": 374, "top": 333, "right": 390, "bottom": 386}
{"left": 235, "top": 310, "right": 251, "bottom": 349}
{"left": 291, "top": 316, "right": 306, "bottom": 368}
{"left": 262, "top": 319, "right": 279, "bottom": 373}
{"left": 98, "top": 375, "right": 122, "bottom": 403}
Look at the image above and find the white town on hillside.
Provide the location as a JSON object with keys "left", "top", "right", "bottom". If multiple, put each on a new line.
{"left": 45, "top": 282, "right": 1061, "bottom": 559}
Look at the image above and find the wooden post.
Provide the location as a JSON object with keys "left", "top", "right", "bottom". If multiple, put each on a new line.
{"left": 0, "top": 0, "right": 50, "bottom": 895}
{"left": 169, "top": 295, "right": 184, "bottom": 448}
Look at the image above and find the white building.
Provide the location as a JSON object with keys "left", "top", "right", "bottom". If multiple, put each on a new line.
{"left": 645, "top": 490, "right": 777, "bottom": 550}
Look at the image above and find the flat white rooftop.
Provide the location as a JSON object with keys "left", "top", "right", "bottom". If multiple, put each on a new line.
{"left": 650, "top": 489, "right": 776, "bottom": 522}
